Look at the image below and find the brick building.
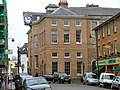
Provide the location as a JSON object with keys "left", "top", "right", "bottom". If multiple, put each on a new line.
{"left": 93, "top": 12, "right": 120, "bottom": 75}
{"left": 23, "top": 0, "right": 120, "bottom": 78}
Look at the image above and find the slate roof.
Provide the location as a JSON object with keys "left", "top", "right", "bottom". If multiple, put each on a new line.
{"left": 52, "top": 6, "right": 76, "bottom": 15}
{"left": 45, "top": 4, "right": 58, "bottom": 9}
{"left": 68, "top": 7, "right": 120, "bottom": 16}
{"left": 23, "top": 5, "right": 120, "bottom": 25}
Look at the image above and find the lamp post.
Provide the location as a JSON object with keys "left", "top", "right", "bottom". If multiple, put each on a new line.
{"left": 17, "top": 46, "right": 22, "bottom": 74}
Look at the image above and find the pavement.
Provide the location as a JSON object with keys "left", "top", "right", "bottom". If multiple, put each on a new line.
{"left": 1, "top": 81, "right": 15, "bottom": 90}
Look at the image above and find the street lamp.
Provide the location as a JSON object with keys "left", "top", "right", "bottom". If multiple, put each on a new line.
{"left": 17, "top": 46, "right": 22, "bottom": 74}
{"left": 4, "top": 38, "right": 15, "bottom": 88}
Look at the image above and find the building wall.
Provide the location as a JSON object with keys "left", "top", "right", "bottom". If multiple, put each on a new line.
{"left": 28, "top": 16, "right": 99, "bottom": 78}
{"left": 95, "top": 13, "right": 120, "bottom": 73}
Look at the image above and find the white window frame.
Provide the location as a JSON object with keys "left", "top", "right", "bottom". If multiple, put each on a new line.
{"left": 34, "top": 34, "right": 38, "bottom": 48}
{"left": 76, "top": 30, "right": 82, "bottom": 44}
{"left": 114, "top": 40, "right": 118, "bottom": 54}
{"left": 102, "top": 26, "right": 105, "bottom": 38}
{"left": 51, "top": 20, "right": 57, "bottom": 26}
{"left": 64, "top": 30, "right": 70, "bottom": 44}
{"left": 114, "top": 19, "right": 117, "bottom": 33}
{"left": 76, "top": 21, "right": 81, "bottom": 26}
{"left": 108, "top": 23, "right": 110, "bottom": 35}
{"left": 76, "top": 52, "right": 83, "bottom": 58}
{"left": 64, "top": 53, "right": 70, "bottom": 58}
{"left": 98, "top": 31, "right": 100, "bottom": 40}
{"left": 34, "top": 55, "right": 38, "bottom": 69}
{"left": 51, "top": 52, "right": 58, "bottom": 58}
{"left": 51, "top": 30, "right": 58, "bottom": 44}
{"left": 64, "top": 20, "right": 69, "bottom": 26}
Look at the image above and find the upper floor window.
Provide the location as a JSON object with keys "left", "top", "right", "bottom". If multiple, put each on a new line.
{"left": 64, "top": 53, "right": 70, "bottom": 58}
{"left": 76, "top": 21, "right": 81, "bottom": 26}
{"left": 108, "top": 42, "right": 111, "bottom": 55}
{"left": 98, "top": 46, "right": 100, "bottom": 57}
{"left": 114, "top": 40, "right": 118, "bottom": 54}
{"left": 34, "top": 55, "right": 38, "bottom": 69}
{"left": 64, "top": 20, "right": 69, "bottom": 26}
{"left": 34, "top": 34, "right": 38, "bottom": 47}
{"left": 64, "top": 30, "right": 70, "bottom": 44}
{"left": 102, "top": 26, "right": 105, "bottom": 38}
{"left": 92, "top": 22, "right": 98, "bottom": 29}
{"left": 102, "top": 44, "right": 105, "bottom": 56}
{"left": 108, "top": 23, "right": 110, "bottom": 35}
{"left": 76, "top": 52, "right": 82, "bottom": 58}
{"left": 51, "top": 20, "right": 57, "bottom": 26}
{"left": 98, "top": 31, "right": 100, "bottom": 40}
{"left": 51, "top": 30, "right": 58, "bottom": 44}
{"left": 114, "top": 19, "right": 117, "bottom": 33}
{"left": 76, "top": 30, "right": 82, "bottom": 44}
{"left": 52, "top": 52, "right": 58, "bottom": 58}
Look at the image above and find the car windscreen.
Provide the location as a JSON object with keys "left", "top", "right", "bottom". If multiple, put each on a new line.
{"left": 59, "top": 73, "right": 67, "bottom": 77}
{"left": 88, "top": 74, "right": 97, "bottom": 79}
{"left": 104, "top": 75, "right": 115, "bottom": 80}
{"left": 26, "top": 77, "right": 48, "bottom": 86}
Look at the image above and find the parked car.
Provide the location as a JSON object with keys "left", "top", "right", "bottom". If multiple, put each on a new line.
{"left": 111, "top": 76, "right": 120, "bottom": 90}
{"left": 14, "top": 74, "right": 33, "bottom": 90}
{"left": 82, "top": 72, "right": 99, "bottom": 85}
{"left": 99, "top": 72, "right": 115, "bottom": 88}
{"left": 53, "top": 72, "right": 71, "bottom": 84}
{"left": 23, "top": 77, "right": 52, "bottom": 90}
{"left": 42, "top": 74, "right": 54, "bottom": 82}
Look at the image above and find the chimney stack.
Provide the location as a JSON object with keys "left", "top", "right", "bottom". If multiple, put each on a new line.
{"left": 59, "top": 0, "right": 68, "bottom": 8}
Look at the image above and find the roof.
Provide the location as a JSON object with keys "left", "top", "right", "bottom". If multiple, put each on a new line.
{"left": 45, "top": 4, "right": 58, "bottom": 9}
{"left": 93, "top": 12, "right": 120, "bottom": 30}
{"left": 52, "top": 6, "right": 76, "bottom": 15}
{"left": 68, "top": 7, "right": 120, "bottom": 16}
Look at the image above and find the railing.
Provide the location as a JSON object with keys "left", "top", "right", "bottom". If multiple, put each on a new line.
{"left": 0, "top": 15, "right": 4, "bottom": 24}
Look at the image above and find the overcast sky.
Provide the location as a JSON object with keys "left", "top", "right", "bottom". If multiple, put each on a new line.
{"left": 6, "top": 0, "right": 120, "bottom": 59}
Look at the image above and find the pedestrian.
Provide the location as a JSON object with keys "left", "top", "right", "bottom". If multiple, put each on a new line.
{"left": 35, "top": 73, "right": 38, "bottom": 77}
{"left": 0, "top": 74, "right": 3, "bottom": 90}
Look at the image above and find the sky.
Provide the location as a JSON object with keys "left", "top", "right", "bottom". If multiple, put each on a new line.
{"left": 6, "top": 0, "right": 120, "bottom": 59}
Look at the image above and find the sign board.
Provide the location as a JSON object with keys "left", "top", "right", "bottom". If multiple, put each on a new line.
{"left": 5, "top": 49, "right": 13, "bottom": 54}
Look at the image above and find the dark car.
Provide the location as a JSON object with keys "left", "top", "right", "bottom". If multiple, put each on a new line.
{"left": 42, "top": 74, "right": 54, "bottom": 82}
{"left": 53, "top": 72, "right": 71, "bottom": 84}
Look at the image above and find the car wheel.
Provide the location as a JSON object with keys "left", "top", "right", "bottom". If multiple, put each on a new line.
{"left": 111, "top": 85, "right": 114, "bottom": 90}
{"left": 53, "top": 79, "right": 55, "bottom": 83}
{"left": 58, "top": 79, "right": 61, "bottom": 84}
{"left": 68, "top": 81, "right": 71, "bottom": 84}
{"left": 118, "top": 85, "right": 120, "bottom": 90}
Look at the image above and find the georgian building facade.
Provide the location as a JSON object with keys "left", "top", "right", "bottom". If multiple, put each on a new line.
{"left": 24, "top": 0, "right": 120, "bottom": 78}
{"left": 94, "top": 12, "right": 120, "bottom": 75}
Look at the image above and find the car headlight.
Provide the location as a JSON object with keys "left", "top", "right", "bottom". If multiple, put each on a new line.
{"left": 45, "top": 87, "right": 52, "bottom": 90}
{"left": 61, "top": 77, "right": 64, "bottom": 79}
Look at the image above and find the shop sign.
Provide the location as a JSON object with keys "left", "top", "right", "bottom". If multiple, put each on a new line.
{"left": 106, "top": 58, "right": 118, "bottom": 65}
{"left": 98, "top": 60, "right": 105, "bottom": 66}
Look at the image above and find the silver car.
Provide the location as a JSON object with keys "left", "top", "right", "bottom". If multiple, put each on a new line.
{"left": 23, "top": 77, "right": 52, "bottom": 90}
{"left": 83, "top": 72, "right": 99, "bottom": 85}
{"left": 111, "top": 76, "right": 120, "bottom": 90}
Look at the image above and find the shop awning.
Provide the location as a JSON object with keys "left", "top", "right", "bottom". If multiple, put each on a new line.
{"left": 93, "top": 66, "right": 104, "bottom": 73}
{"left": 113, "top": 66, "right": 120, "bottom": 72}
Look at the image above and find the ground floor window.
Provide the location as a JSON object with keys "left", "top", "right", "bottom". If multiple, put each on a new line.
{"left": 65, "top": 62, "right": 70, "bottom": 75}
{"left": 77, "top": 62, "right": 82, "bottom": 75}
{"left": 52, "top": 62, "right": 58, "bottom": 74}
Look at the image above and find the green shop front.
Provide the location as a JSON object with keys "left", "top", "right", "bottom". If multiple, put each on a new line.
{"left": 94, "top": 58, "right": 120, "bottom": 74}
